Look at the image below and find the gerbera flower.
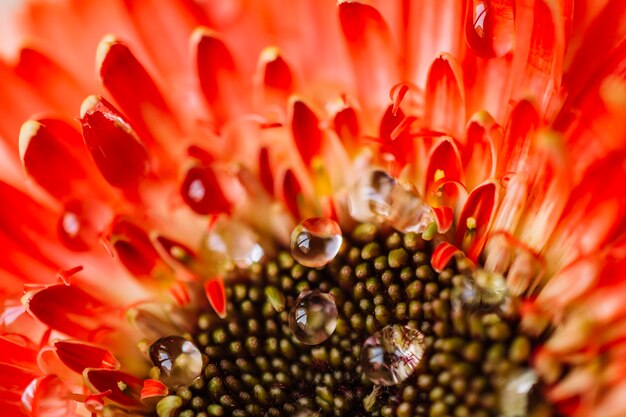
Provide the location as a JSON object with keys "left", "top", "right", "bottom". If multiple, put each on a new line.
{"left": 0, "top": 0, "right": 625, "bottom": 416}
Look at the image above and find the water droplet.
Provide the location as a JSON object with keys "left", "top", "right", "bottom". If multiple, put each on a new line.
{"left": 465, "top": 0, "right": 515, "bottom": 58}
{"left": 288, "top": 291, "right": 338, "bottom": 345}
{"left": 290, "top": 217, "right": 342, "bottom": 268}
{"left": 499, "top": 369, "right": 539, "bottom": 417}
{"left": 454, "top": 270, "right": 507, "bottom": 311}
{"left": 205, "top": 218, "right": 265, "bottom": 268}
{"left": 57, "top": 199, "right": 108, "bottom": 252}
{"left": 149, "top": 336, "right": 203, "bottom": 388}
{"left": 348, "top": 170, "right": 396, "bottom": 222}
{"left": 361, "top": 325, "right": 426, "bottom": 386}
{"left": 387, "top": 183, "right": 435, "bottom": 234}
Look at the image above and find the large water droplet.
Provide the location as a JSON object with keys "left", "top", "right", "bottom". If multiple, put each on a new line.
{"left": 361, "top": 325, "right": 426, "bottom": 386}
{"left": 387, "top": 183, "right": 435, "bottom": 234}
{"left": 499, "top": 369, "right": 539, "bottom": 417}
{"left": 465, "top": 0, "right": 515, "bottom": 58}
{"left": 454, "top": 270, "right": 507, "bottom": 311}
{"left": 348, "top": 170, "right": 396, "bottom": 222}
{"left": 205, "top": 218, "right": 265, "bottom": 268}
{"left": 288, "top": 291, "right": 338, "bottom": 345}
{"left": 290, "top": 217, "right": 342, "bottom": 268}
{"left": 149, "top": 336, "right": 203, "bottom": 388}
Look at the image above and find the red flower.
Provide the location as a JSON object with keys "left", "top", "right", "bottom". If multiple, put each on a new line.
{"left": 0, "top": 1, "right": 624, "bottom": 416}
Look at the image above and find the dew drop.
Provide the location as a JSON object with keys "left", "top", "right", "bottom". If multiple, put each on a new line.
{"left": 348, "top": 170, "right": 396, "bottom": 222}
{"left": 465, "top": 0, "right": 515, "bottom": 58}
{"left": 361, "top": 324, "right": 426, "bottom": 386}
{"left": 204, "top": 218, "right": 265, "bottom": 268}
{"left": 149, "top": 336, "right": 203, "bottom": 388}
{"left": 453, "top": 270, "right": 507, "bottom": 311}
{"left": 499, "top": 369, "right": 539, "bottom": 417}
{"left": 387, "top": 183, "right": 435, "bottom": 234}
{"left": 57, "top": 199, "right": 107, "bottom": 252}
{"left": 290, "top": 217, "right": 342, "bottom": 268}
{"left": 288, "top": 291, "right": 338, "bottom": 345}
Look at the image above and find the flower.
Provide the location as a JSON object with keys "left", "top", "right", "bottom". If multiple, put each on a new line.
{"left": 0, "top": 0, "right": 625, "bottom": 416}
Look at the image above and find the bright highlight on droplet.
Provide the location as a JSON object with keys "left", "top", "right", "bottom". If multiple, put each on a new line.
{"left": 149, "top": 336, "right": 203, "bottom": 389}
{"left": 288, "top": 290, "right": 338, "bottom": 345}
{"left": 290, "top": 217, "right": 342, "bottom": 268}
{"left": 361, "top": 324, "right": 426, "bottom": 386}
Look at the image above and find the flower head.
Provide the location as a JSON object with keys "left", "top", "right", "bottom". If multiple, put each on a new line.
{"left": 0, "top": 0, "right": 625, "bottom": 416}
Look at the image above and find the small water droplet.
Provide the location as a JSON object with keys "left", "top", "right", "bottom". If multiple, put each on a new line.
{"left": 361, "top": 325, "right": 426, "bottom": 386}
{"left": 348, "top": 170, "right": 396, "bottom": 222}
{"left": 288, "top": 291, "right": 338, "bottom": 345}
{"left": 465, "top": 0, "right": 515, "bottom": 58}
{"left": 149, "top": 336, "right": 203, "bottom": 388}
{"left": 387, "top": 183, "right": 435, "bottom": 234}
{"left": 499, "top": 369, "right": 539, "bottom": 417}
{"left": 57, "top": 200, "right": 107, "bottom": 252}
{"left": 290, "top": 217, "right": 342, "bottom": 268}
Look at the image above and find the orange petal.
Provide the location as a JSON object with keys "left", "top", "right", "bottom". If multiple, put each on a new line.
{"left": 456, "top": 181, "right": 498, "bottom": 261}
{"left": 424, "top": 54, "right": 466, "bottom": 138}
{"left": 80, "top": 96, "right": 150, "bottom": 189}
{"left": 431, "top": 242, "right": 463, "bottom": 273}
{"left": 497, "top": 99, "right": 539, "bottom": 175}
{"left": 464, "top": 0, "right": 515, "bottom": 58}
{"left": 425, "top": 137, "right": 463, "bottom": 203}
{"left": 140, "top": 379, "right": 168, "bottom": 400}
{"left": 204, "top": 277, "right": 226, "bottom": 319}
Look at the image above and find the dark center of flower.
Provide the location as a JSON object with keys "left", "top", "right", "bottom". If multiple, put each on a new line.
{"left": 151, "top": 223, "right": 559, "bottom": 417}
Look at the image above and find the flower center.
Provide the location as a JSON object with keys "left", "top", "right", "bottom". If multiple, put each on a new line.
{"left": 151, "top": 223, "right": 557, "bottom": 417}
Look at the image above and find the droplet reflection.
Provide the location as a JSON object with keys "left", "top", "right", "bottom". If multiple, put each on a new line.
{"left": 288, "top": 291, "right": 338, "bottom": 345}
{"left": 149, "top": 336, "right": 203, "bottom": 388}
{"left": 290, "top": 217, "right": 342, "bottom": 268}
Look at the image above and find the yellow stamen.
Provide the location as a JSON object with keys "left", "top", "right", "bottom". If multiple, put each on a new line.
{"left": 434, "top": 169, "right": 446, "bottom": 183}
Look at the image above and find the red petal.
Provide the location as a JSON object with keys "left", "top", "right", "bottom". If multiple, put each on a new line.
{"left": 464, "top": 0, "right": 515, "bottom": 58}
{"left": 140, "top": 379, "right": 168, "bottom": 400}
{"left": 153, "top": 236, "right": 197, "bottom": 267}
{"left": 462, "top": 114, "right": 499, "bottom": 189}
{"left": 57, "top": 199, "right": 111, "bottom": 252}
{"left": 22, "top": 285, "right": 108, "bottom": 339}
{"left": 180, "top": 165, "right": 231, "bottom": 215}
{"left": 497, "top": 99, "right": 539, "bottom": 175}
{"left": 80, "top": 96, "right": 150, "bottom": 189}
{"left": 456, "top": 181, "right": 498, "bottom": 261}
{"left": 291, "top": 100, "right": 322, "bottom": 166}
{"left": 83, "top": 369, "right": 144, "bottom": 409}
{"left": 432, "top": 206, "right": 454, "bottom": 234}
{"left": 258, "top": 147, "right": 275, "bottom": 197}
{"left": 15, "top": 48, "right": 85, "bottom": 114}
{"left": 424, "top": 54, "right": 466, "bottom": 138}
{"left": 425, "top": 138, "right": 463, "bottom": 201}
{"left": 55, "top": 341, "right": 120, "bottom": 374}
{"left": 168, "top": 281, "right": 191, "bottom": 307}
{"left": 333, "top": 106, "right": 360, "bottom": 152}
{"left": 0, "top": 334, "right": 38, "bottom": 369}
{"left": 98, "top": 36, "right": 177, "bottom": 153}
{"left": 431, "top": 242, "right": 463, "bottom": 273}
{"left": 338, "top": 1, "right": 398, "bottom": 112}
{"left": 205, "top": 277, "right": 226, "bottom": 319}
{"left": 261, "top": 47, "right": 293, "bottom": 92}
{"left": 282, "top": 169, "right": 302, "bottom": 219}
{"left": 19, "top": 119, "right": 90, "bottom": 200}
{"left": 110, "top": 217, "right": 167, "bottom": 279}
{"left": 193, "top": 28, "right": 241, "bottom": 126}
{"left": 377, "top": 106, "right": 415, "bottom": 168}
{"left": 21, "top": 375, "right": 75, "bottom": 417}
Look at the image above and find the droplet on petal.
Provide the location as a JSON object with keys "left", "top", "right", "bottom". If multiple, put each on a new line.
{"left": 149, "top": 336, "right": 203, "bottom": 389}
{"left": 288, "top": 291, "right": 338, "bottom": 345}
{"left": 387, "top": 183, "right": 436, "bottom": 234}
{"left": 348, "top": 170, "right": 396, "bottom": 222}
{"left": 361, "top": 325, "right": 426, "bottom": 386}
{"left": 290, "top": 217, "right": 342, "bottom": 268}
{"left": 57, "top": 199, "right": 106, "bottom": 252}
{"left": 499, "top": 369, "right": 539, "bottom": 417}
{"left": 204, "top": 218, "right": 265, "bottom": 268}
{"left": 465, "top": 0, "right": 515, "bottom": 58}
